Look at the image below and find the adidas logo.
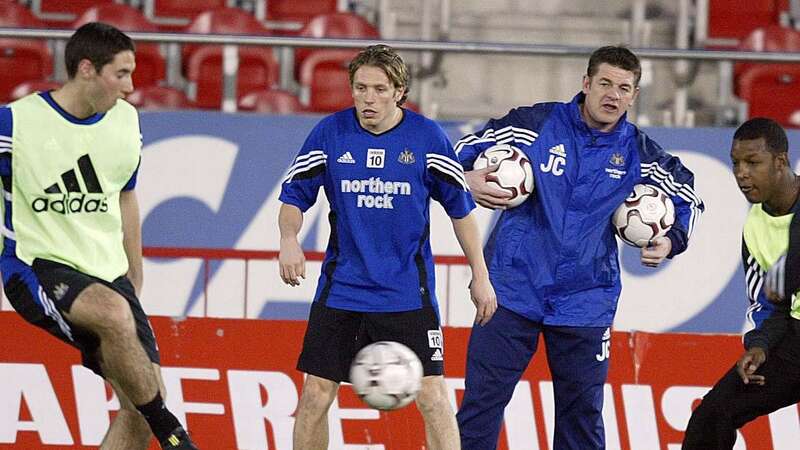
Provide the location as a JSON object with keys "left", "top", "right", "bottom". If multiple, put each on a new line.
{"left": 431, "top": 349, "right": 443, "bottom": 361}
{"left": 53, "top": 283, "right": 69, "bottom": 301}
{"left": 337, "top": 151, "right": 356, "bottom": 164}
{"left": 602, "top": 327, "right": 611, "bottom": 341}
{"left": 547, "top": 144, "right": 566, "bottom": 158}
{"left": 31, "top": 154, "right": 109, "bottom": 214}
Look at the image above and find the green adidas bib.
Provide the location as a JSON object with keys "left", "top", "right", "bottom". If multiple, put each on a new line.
{"left": 8, "top": 94, "right": 141, "bottom": 282}
{"left": 743, "top": 204, "right": 800, "bottom": 319}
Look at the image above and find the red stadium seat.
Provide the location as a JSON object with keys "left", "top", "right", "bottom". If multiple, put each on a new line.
{"left": 183, "top": 8, "right": 277, "bottom": 108}
{"left": 734, "top": 25, "right": 800, "bottom": 93}
{"left": 739, "top": 24, "right": 800, "bottom": 51}
{"left": 186, "top": 45, "right": 279, "bottom": 109}
{"left": 73, "top": 5, "right": 165, "bottom": 89}
{"left": 183, "top": 7, "right": 273, "bottom": 63}
{"left": 294, "top": 13, "right": 380, "bottom": 76}
{"left": 0, "top": 3, "right": 52, "bottom": 103}
{"left": 74, "top": 4, "right": 159, "bottom": 32}
{"left": 10, "top": 80, "right": 61, "bottom": 100}
{"left": 298, "top": 49, "right": 358, "bottom": 113}
{"left": 238, "top": 88, "right": 305, "bottom": 113}
{"left": 737, "top": 64, "right": 800, "bottom": 127}
{"left": 707, "top": 0, "right": 782, "bottom": 44}
{"left": 266, "top": 0, "right": 337, "bottom": 24}
{"left": 127, "top": 86, "right": 194, "bottom": 110}
{"left": 0, "top": 3, "right": 47, "bottom": 30}
{"left": 30, "top": 0, "right": 115, "bottom": 25}
{"left": 144, "top": 0, "right": 228, "bottom": 25}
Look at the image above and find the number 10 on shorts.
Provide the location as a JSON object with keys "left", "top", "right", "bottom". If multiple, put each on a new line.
{"left": 428, "top": 329, "right": 443, "bottom": 349}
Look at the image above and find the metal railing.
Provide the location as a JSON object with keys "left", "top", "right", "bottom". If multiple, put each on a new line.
{"left": 142, "top": 247, "right": 469, "bottom": 323}
{"left": 3, "top": 26, "right": 800, "bottom": 120}
{"left": 5, "top": 27, "right": 800, "bottom": 61}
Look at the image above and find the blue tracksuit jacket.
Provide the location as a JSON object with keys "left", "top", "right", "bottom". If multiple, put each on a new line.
{"left": 456, "top": 93, "right": 704, "bottom": 327}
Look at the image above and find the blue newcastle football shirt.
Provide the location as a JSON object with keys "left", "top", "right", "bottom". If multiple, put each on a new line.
{"left": 280, "top": 108, "right": 475, "bottom": 312}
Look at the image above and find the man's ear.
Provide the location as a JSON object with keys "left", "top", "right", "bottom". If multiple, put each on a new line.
{"left": 777, "top": 151, "right": 791, "bottom": 168}
{"left": 76, "top": 59, "right": 97, "bottom": 79}
{"left": 581, "top": 75, "right": 591, "bottom": 95}
{"left": 629, "top": 86, "right": 641, "bottom": 107}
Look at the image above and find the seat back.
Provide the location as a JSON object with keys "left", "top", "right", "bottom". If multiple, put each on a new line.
{"left": 148, "top": 0, "right": 228, "bottom": 23}
{"left": 299, "top": 50, "right": 358, "bottom": 113}
{"left": 0, "top": 41, "right": 53, "bottom": 103}
{"left": 295, "top": 13, "right": 379, "bottom": 75}
{"left": 734, "top": 25, "right": 800, "bottom": 90}
{"left": 39, "top": 0, "right": 114, "bottom": 20}
{"left": 73, "top": 5, "right": 165, "bottom": 88}
{"left": 267, "top": 0, "right": 337, "bottom": 23}
{"left": 74, "top": 4, "right": 159, "bottom": 32}
{"left": 187, "top": 46, "right": 279, "bottom": 109}
{"left": 238, "top": 89, "right": 305, "bottom": 114}
{"left": 0, "top": 2, "right": 46, "bottom": 27}
{"left": 127, "top": 86, "right": 193, "bottom": 110}
{"left": 708, "top": 0, "right": 781, "bottom": 43}
{"left": 737, "top": 64, "right": 800, "bottom": 127}
{"left": 184, "top": 8, "right": 272, "bottom": 62}
{"left": 0, "top": 5, "right": 52, "bottom": 102}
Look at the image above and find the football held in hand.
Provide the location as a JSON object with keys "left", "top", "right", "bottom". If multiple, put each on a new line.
{"left": 473, "top": 144, "right": 534, "bottom": 208}
{"left": 612, "top": 184, "right": 675, "bottom": 247}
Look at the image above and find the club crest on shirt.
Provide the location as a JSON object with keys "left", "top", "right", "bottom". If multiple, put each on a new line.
{"left": 398, "top": 148, "right": 415, "bottom": 164}
{"left": 605, "top": 152, "right": 627, "bottom": 179}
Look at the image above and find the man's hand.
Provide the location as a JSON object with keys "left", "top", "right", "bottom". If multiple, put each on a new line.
{"left": 465, "top": 165, "right": 512, "bottom": 209}
{"left": 641, "top": 236, "right": 672, "bottom": 268}
{"left": 736, "top": 347, "right": 766, "bottom": 385}
{"left": 279, "top": 237, "right": 306, "bottom": 286}
{"left": 470, "top": 275, "right": 497, "bottom": 326}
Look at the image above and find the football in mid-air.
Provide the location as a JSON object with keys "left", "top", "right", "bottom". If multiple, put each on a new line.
{"left": 612, "top": 184, "right": 675, "bottom": 247}
{"left": 473, "top": 144, "right": 534, "bottom": 208}
{"left": 349, "top": 341, "right": 423, "bottom": 411}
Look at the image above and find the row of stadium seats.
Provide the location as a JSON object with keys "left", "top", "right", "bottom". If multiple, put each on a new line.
{"left": 9, "top": 80, "right": 306, "bottom": 113}
{"left": 0, "top": 2, "right": 379, "bottom": 112}
{"left": 8, "top": 0, "right": 337, "bottom": 29}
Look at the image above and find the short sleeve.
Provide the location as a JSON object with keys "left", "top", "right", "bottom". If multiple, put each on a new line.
{"left": 425, "top": 123, "right": 475, "bottom": 218}
{"left": 279, "top": 120, "right": 328, "bottom": 212}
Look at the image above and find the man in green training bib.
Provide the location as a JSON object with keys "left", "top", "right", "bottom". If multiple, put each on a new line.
{"left": 0, "top": 23, "right": 197, "bottom": 450}
{"left": 683, "top": 118, "right": 800, "bottom": 449}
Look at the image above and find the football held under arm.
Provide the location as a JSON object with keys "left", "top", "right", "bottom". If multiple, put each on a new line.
{"left": 637, "top": 133, "right": 705, "bottom": 258}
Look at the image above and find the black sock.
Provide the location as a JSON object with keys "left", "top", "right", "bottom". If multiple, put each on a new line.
{"left": 135, "top": 392, "right": 182, "bottom": 443}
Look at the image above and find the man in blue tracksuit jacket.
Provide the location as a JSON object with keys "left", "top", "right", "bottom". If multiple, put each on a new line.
{"left": 455, "top": 46, "right": 705, "bottom": 449}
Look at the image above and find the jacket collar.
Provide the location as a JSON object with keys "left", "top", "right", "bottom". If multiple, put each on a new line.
{"left": 568, "top": 92, "right": 631, "bottom": 142}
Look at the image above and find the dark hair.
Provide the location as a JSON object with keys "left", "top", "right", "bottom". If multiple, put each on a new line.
{"left": 348, "top": 44, "right": 410, "bottom": 105}
{"left": 733, "top": 117, "right": 788, "bottom": 154}
{"left": 65, "top": 22, "right": 135, "bottom": 79}
{"left": 587, "top": 45, "right": 642, "bottom": 86}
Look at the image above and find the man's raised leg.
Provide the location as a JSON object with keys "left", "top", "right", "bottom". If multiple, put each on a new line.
{"left": 65, "top": 284, "right": 191, "bottom": 449}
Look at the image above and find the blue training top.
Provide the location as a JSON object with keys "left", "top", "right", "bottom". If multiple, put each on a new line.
{"left": 280, "top": 107, "right": 475, "bottom": 313}
{"left": 456, "top": 93, "right": 705, "bottom": 327}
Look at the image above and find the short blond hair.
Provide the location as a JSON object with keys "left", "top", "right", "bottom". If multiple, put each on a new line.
{"left": 348, "top": 44, "right": 409, "bottom": 105}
